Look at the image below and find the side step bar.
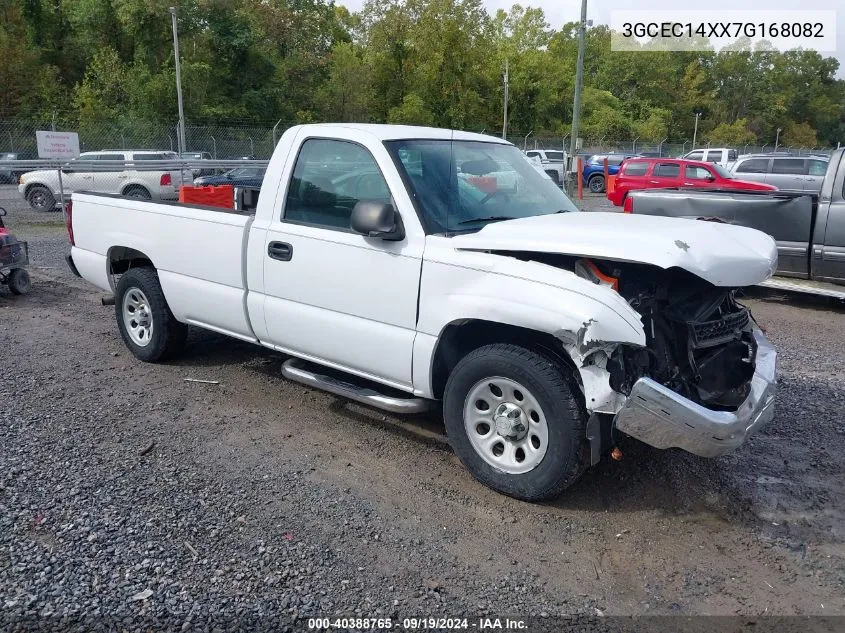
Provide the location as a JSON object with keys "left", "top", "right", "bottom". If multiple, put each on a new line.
{"left": 281, "top": 358, "right": 432, "bottom": 414}
{"left": 758, "top": 277, "right": 845, "bottom": 300}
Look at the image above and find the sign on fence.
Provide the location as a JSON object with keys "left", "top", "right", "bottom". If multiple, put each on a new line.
{"left": 36, "top": 130, "right": 80, "bottom": 159}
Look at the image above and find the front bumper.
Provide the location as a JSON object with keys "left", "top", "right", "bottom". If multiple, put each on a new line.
{"left": 613, "top": 326, "right": 777, "bottom": 457}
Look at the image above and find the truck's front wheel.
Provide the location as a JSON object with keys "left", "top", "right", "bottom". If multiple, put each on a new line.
{"left": 115, "top": 267, "right": 187, "bottom": 362}
{"left": 443, "top": 344, "right": 587, "bottom": 501}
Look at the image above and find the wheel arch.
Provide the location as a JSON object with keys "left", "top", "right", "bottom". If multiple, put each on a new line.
{"left": 429, "top": 319, "right": 581, "bottom": 402}
{"left": 120, "top": 183, "right": 152, "bottom": 197}
{"left": 107, "top": 245, "right": 155, "bottom": 290}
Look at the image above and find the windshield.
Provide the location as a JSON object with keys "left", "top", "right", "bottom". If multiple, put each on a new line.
{"left": 385, "top": 139, "right": 578, "bottom": 233}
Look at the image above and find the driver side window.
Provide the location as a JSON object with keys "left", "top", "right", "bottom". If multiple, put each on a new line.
{"left": 283, "top": 139, "right": 390, "bottom": 231}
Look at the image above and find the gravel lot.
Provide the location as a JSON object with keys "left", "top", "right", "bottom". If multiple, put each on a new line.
{"left": 1, "top": 185, "right": 844, "bottom": 631}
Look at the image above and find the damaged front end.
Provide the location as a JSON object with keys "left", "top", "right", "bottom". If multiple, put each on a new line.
{"left": 606, "top": 265, "right": 758, "bottom": 411}
{"left": 508, "top": 252, "right": 777, "bottom": 458}
{"left": 582, "top": 260, "right": 778, "bottom": 457}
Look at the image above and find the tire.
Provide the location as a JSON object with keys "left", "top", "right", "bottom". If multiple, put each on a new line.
{"left": 545, "top": 170, "right": 561, "bottom": 185}
{"left": 26, "top": 185, "right": 56, "bottom": 211}
{"left": 443, "top": 343, "right": 587, "bottom": 501}
{"left": 8, "top": 268, "right": 31, "bottom": 295}
{"left": 115, "top": 267, "right": 187, "bottom": 362}
{"left": 588, "top": 175, "right": 605, "bottom": 193}
{"left": 123, "top": 186, "right": 152, "bottom": 200}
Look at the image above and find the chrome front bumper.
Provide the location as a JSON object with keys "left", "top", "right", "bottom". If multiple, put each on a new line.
{"left": 614, "top": 327, "right": 777, "bottom": 457}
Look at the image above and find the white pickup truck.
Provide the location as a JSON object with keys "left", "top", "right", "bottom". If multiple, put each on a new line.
{"left": 66, "top": 123, "right": 779, "bottom": 501}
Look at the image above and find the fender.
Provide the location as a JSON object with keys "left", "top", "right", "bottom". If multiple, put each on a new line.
{"left": 414, "top": 250, "right": 646, "bottom": 413}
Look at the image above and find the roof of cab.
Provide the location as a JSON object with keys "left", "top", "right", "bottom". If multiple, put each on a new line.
{"left": 292, "top": 123, "right": 512, "bottom": 144}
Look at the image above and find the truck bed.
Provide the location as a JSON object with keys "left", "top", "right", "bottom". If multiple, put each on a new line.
{"left": 70, "top": 192, "right": 257, "bottom": 341}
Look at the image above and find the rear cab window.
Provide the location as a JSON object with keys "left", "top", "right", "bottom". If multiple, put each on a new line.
{"left": 736, "top": 158, "right": 769, "bottom": 174}
{"left": 653, "top": 163, "right": 680, "bottom": 178}
{"left": 771, "top": 158, "right": 806, "bottom": 174}
{"left": 685, "top": 151, "right": 705, "bottom": 161}
{"left": 621, "top": 161, "right": 649, "bottom": 176}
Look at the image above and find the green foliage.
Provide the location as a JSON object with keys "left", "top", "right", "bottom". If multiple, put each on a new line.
{"left": 783, "top": 122, "right": 818, "bottom": 148}
{"left": 1, "top": 0, "right": 843, "bottom": 147}
{"left": 705, "top": 118, "right": 757, "bottom": 146}
{"left": 387, "top": 93, "right": 435, "bottom": 126}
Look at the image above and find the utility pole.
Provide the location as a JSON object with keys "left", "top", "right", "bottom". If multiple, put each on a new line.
{"left": 502, "top": 59, "right": 509, "bottom": 139}
{"left": 774, "top": 127, "right": 782, "bottom": 152}
{"left": 170, "top": 7, "right": 187, "bottom": 154}
{"left": 568, "top": 0, "right": 588, "bottom": 173}
{"left": 692, "top": 112, "right": 701, "bottom": 149}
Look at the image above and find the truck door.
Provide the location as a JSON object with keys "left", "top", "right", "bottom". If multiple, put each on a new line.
{"left": 260, "top": 136, "right": 424, "bottom": 388}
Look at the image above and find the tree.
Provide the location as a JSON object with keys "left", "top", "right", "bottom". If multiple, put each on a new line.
{"left": 705, "top": 118, "right": 756, "bottom": 146}
{"left": 316, "top": 42, "right": 371, "bottom": 121}
{"left": 783, "top": 122, "right": 818, "bottom": 148}
{"left": 387, "top": 93, "right": 435, "bottom": 126}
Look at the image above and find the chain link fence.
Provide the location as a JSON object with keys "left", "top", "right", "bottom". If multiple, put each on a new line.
{"left": 0, "top": 119, "right": 288, "bottom": 160}
{"left": 508, "top": 135, "right": 837, "bottom": 158}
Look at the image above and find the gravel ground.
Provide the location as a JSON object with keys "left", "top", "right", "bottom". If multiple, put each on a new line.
{"left": 1, "top": 188, "right": 844, "bottom": 631}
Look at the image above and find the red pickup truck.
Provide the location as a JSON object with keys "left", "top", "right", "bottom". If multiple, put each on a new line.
{"left": 607, "top": 158, "right": 776, "bottom": 206}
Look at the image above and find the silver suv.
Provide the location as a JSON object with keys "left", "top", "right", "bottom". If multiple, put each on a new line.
{"left": 729, "top": 155, "right": 829, "bottom": 194}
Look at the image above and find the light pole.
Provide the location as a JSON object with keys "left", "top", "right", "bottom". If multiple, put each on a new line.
{"left": 568, "top": 0, "right": 588, "bottom": 173}
{"left": 774, "top": 127, "right": 782, "bottom": 152}
{"left": 210, "top": 136, "right": 217, "bottom": 159}
{"left": 692, "top": 112, "right": 701, "bottom": 149}
{"left": 170, "top": 7, "right": 187, "bottom": 154}
{"left": 502, "top": 58, "right": 509, "bottom": 139}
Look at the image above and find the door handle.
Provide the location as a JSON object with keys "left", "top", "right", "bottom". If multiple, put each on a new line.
{"left": 649, "top": 180, "right": 660, "bottom": 184}
{"left": 268, "top": 241, "right": 293, "bottom": 261}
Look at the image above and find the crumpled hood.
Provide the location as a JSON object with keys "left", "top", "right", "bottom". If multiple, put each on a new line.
{"left": 450, "top": 212, "right": 778, "bottom": 287}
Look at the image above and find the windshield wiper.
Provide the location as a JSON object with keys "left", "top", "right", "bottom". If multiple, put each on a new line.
{"left": 455, "top": 216, "right": 515, "bottom": 226}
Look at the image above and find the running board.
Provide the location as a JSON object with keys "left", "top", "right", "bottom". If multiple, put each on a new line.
{"left": 281, "top": 358, "right": 432, "bottom": 414}
{"left": 758, "top": 277, "right": 845, "bottom": 300}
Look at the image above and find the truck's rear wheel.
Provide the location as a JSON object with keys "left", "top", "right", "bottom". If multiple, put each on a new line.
{"left": 443, "top": 344, "right": 587, "bottom": 501}
{"left": 115, "top": 267, "right": 187, "bottom": 362}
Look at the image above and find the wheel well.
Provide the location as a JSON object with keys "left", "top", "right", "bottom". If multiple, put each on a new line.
{"left": 588, "top": 173, "right": 604, "bottom": 181}
{"left": 24, "top": 183, "right": 49, "bottom": 196}
{"left": 122, "top": 184, "right": 150, "bottom": 195}
{"left": 108, "top": 246, "right": 154, "bottom": 276}
{"left": 430, "top": 319, "right": 579, "bottom": 399}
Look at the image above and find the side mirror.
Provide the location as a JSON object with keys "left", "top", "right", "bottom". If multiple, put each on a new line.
{"left": 707, "top": 175, "right": 716, "bottom": 182}
{"left": 0, "top": 207, "right": 6, "bottom": 216}
{"left": 350, "top": 201, "right": 404, "bottom": 241}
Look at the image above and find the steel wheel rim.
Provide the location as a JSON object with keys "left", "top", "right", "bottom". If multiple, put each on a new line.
{"left": 463, "top": 376, "right": 549, "bottom": 475}
{"left": 589, "top": 178, "right": 604, "bottom": 192}
{"left": 122, "top": 287, "right": 154, "bottom": 347}
{"left": 31, "top": 191, "right": 47, "bottom": 207}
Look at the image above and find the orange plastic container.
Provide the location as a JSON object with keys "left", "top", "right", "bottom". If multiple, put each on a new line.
{"left": 179, "top": 185, "right": 234, "bottom": 209}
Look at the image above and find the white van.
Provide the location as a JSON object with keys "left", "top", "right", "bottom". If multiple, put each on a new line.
{"left": 681, "top": 148, "right": 738, "bottom": 167}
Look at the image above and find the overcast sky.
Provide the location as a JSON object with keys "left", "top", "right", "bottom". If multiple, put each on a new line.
{"left": 341, "top": 0, "right": 844, "bottom": 77}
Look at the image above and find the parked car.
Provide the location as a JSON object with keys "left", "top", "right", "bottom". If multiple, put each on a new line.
{"left": 180, "top": 151, "right": 214, "bottom": 178}
{"left": 729, "top": 154, "right": 829, "bottom": 194}
{"left": 0, "top": 152, "right": 25, "bottom": 184}
{"left": 622, "top": 148, "right": 845, "bottom": 292}
{"left": 607, "top": 158, "right": 776, "bottom": 206}
{"left": 524, "top": 149, "right": 566, "bottom": 185}
{"left": 582, "top": 154, "right": 636, "bottom": 193}
{"left": 681, "top": 148, "right": 738, "bottom": 166}
{"left": 18, "top": 150, "right": 185, "bottom": 211}
{"left": 193, "top": 166, "right": 266, "bottom": 188}
{"left": 65, "top": 123, "right": 778, "bottom": 501}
